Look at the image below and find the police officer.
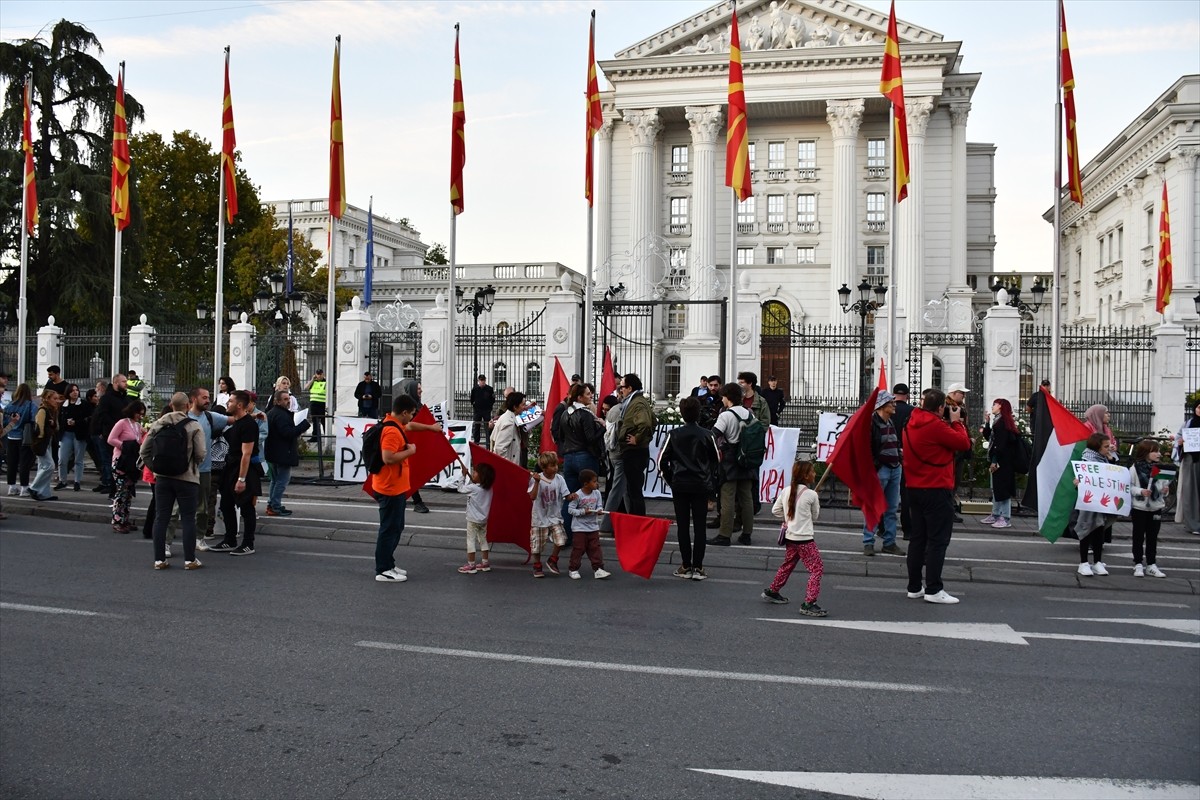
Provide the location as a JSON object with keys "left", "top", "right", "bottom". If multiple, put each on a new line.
{"left": 304, "top": 369, "right": 327, "bottom": 442}
{"left": 125, "top": 369, "right": 146, "bottom": 401}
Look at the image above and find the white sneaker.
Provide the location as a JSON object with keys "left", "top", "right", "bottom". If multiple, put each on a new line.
{"left": 923, "top": 590, "right": 960, "bottom": 605}
{"left": 164, "top": 545, "right": 172, "bottom": 559}
{"left": 568, "top": 570, "right": 581, "bottom": 580}
{"left": 386, "top": 567, "right": 408, "bottom": 578}
{"left": 980, "top": 515, "right": 996, "bottom": 525}
{"left": 195, "top": 539, "right": 211, "bottom": 552}
{"left": 1092, "top": 561, "right": 1109, "bottom": 576}
{"left": 1133, "top": 563, "right": 1145, "bottom": 577}
{"left": 375, "top": 572, "right": 407, "bottom": 582}
{"left": 18, "top": 487, "right": 30, "bottom": 497}
{"left": 906, "top": 590, "right": 925, "bottom": 599}
{"left": 1077, "top": 562, "right": 1094, "bottom": 576}
{"left": 6, "top": 485, "right": 17, "bottom": 496}
{"left": 1146, "top": 564, "right": 1166, "bottom": 578}
{"left": 594, "top": 568, "right": 612, "bottom": 580}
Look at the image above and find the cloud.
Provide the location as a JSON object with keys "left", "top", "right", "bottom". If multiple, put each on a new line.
{"left": 972, "top": 20, "right": 1200, "bottom": 66}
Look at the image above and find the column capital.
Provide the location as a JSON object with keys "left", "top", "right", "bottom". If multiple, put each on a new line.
{"left": 1117, "top": 181, "right": 1142, "bottom": 205}
{"left": 1172, "top": 146, "right": 1200, "bottom": 170}
{"left": 825, "top": 99, "right": 865, "bottom": 140}
{"left": 949, "top": 102, "right": 971, "bottom": 128}
{"left": 623, "top": 108, "right": 662, "bottom": 148}
{"left": 597, "top": 118, "right": 615, "bottom": 141}
{"left": 685, "top": 105, "right": 723, "bottom": 145}
{"left": 905, "top": 96, "right": 935, "bottom": 138}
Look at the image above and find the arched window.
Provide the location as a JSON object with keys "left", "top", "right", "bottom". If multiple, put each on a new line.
{"left": 525, "top": 362, "right": 542, "bottom": 399}
{"left": 931, "top": 357, "right": 944, "bottom": 390}
{"left": 664, "top": 354, "right": 681, "bottom": 398}
{"left": 402, "top": 361, "right": 416, "bottom": 380}
{"left": 495, "top": 321, "right": 510, "bottom": 335}
{"left": 493, "top": 361, "right": 508, "bottom": 388}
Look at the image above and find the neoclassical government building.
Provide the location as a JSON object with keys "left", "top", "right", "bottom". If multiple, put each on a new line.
{"left": 592, "top": 0, "right": 996, "bottom": 383}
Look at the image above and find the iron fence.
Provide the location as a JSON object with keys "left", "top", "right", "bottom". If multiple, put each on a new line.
{"left": 907, "top": 331, "right": 986, "bottom": 431}
{"left": 368, "top": 330, "right": 423, "bottom": 413}
{"left": 254, "top": 324, "right": 327, "bottom": 403}
{"left": 0, "top": 328, "right": 37, "bottom": 385}
{"left": 454, "top": 306, "right": 545, "bottom": 418}
{"left": 150, "top": 324, "right": 222, "bottom": 399}
{"left": 58, "top": 328, "right": 128, "bottom": 392}
{"left": 1187, "top": 325, "right": 1200, "bottom": 408}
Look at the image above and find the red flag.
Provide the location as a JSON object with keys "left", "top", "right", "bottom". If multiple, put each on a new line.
{"left": 403, "top": 406, "right": 461, "bottom": 496}
{"left": 450, "top": 25, "right": 466, "bottom": 215}
{"left": 329, "top": 36, "right": 346, "bottom": 219}
{"left": 21, "top": 77, "right": 37, "bottom": 235}
{"left": 725, "top": 4, "right": 751, "bottom": 201}
{"left": 220, "top": 48, "right": 238, "bottom": 224}
{"left": 877, "top": 357, "right": 888, "bottom": 391}
{"left": 540, "top": 357, "right": 571, "bottom": 455}
{"left": 825, "top": 387, "right": 886, "bottom": 531}
{"left": 1060, "top": 0, "right": 1083, "bottom": 206}
{"left": 584, "top": 10, "right": 603, "bottom": 206}
{"left": 1156, "top": 181, "right": 1172, "bottom": 314}
{"left": 111, "top": 63, "right": 131, "bottom": 231}
{"left": 879, "top": 1, "right": 910, "bottom": 203}
{"left": 469, "top": 444, "right": 532, "bottom": 553}
{"left": 610, "top": 512, "right": 670, "bottom": 579}
{"left": 599, "top": 347, "right": 616, "bottom": 401}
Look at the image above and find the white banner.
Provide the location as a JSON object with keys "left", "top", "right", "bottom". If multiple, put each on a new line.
{"left": 815, "top": 412, "right": 850, "bottom": 462}
{"left": 644, "top": 424, "right": 802, "bottom": 504}
{"left": 1072, "top": 460, "right": 1132, "bottom": 517}
{"left": 333, "top": 408, "right": 472, "bottom": 486}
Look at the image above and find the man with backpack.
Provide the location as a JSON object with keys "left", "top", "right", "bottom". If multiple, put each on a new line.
{"left": 369, "top": 395, "right": 418, "bottom": 582}
{"left": 140, "top": 392, "right": 206, "bottom": 570}
{"left": 708, "top": 381, "right": 766, "bottom": 546}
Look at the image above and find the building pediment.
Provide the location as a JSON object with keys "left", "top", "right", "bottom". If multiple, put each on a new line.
{"left": 614, "top": 0, "right": 943, "bottom": 60}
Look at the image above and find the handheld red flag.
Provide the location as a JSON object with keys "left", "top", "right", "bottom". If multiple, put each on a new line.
{"left": 403, "top": 406, "right": 460, "bottom": 497}
{"left": 599, "top": 347, "right": 616, "bottom": 401}
{"left": 540, "top": 357, "right": 571, "bottom": 455}
{"left": 469, "top": 444, "right": 532, "bottom": 553}
{"left": 877, "top": 357, "right": 888, "bottom": 391}
{"left": 610, "top": 512, "right": 670, "bottom": 579}
{"left": 825, "top": 387, "right": 886, "bottom": 531}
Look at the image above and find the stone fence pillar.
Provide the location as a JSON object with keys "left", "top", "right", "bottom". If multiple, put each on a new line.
{"left": 1152, "top": 322, "right": 1188, "bottom": 434}
{"left": 335, "top": 297, "right": 373, "bottom": 418}
{"left": 983, "top": 298, "right": 1021, "bottom": 411}
{"left": 421, "top": 294, "right": 450, "bottom": 410}
{"left": 36, "top": 316, "right": 63, "bottom": 381}
{"left": 732, "top": 274, "right": 760, "bottom": 380}
{"left": 227, "top": 313, "right": 256, "bottom": 401}
{"left": 543, "top": 275, "right": 582, "bottom": 403}
{"left": 128, "top": 314, "right": 156, "bottom": 394}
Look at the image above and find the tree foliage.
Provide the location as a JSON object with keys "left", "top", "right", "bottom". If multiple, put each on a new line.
{"left": 425, "top": 242, "right": 448, "bottom": 265}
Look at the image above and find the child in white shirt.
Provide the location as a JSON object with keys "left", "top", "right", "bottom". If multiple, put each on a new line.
{"left": 528, "top": 452, "right": 575, "bottom": 577}
{"left": 566, "top": 469, "right": 610, "bottom": 580}
{"left": 457, "top": 462, "right": 496, "bottom": 574}
{"left": 763, "top": 461, "right": 826, "bottom": 616}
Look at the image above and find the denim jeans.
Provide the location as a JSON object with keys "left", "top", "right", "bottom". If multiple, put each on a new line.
{"left": 268, "top": 463, "right": 292, "bottom": 511}
{"left": 374, "top": 492, "right": 408, "bottom": 575}
{"left": 30, "top": 450, "right": 55, "bottom": 496}
{"left": 58, "top": 431, "right": 87, "bottom": 483}
{"left": 864, "top": 464, "right": 902, "bottom": 546}
{"left": 990, "top": 497, "right": 1011, "bottom": 520}
{"left": 560, "top": 451, "right": 598, "bottom": 536}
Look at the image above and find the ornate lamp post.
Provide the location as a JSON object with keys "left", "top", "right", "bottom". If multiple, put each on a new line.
{"left": 990, "top": 276, "right": 1047, "bottom": 316}
{"left": 455, "top": 284, "right": 497, "bottom": 386}
{"left": 838, "top": 278, "right": 888, "bottom": 402}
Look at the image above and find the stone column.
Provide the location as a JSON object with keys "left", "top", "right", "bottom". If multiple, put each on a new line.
{"left": 596, "top": 119, "right": 614, "bottom": 288}
{"left": 128, "top": 314, "right": 156, "bottom": 396}
{"left": 1152, "top": 323, "right": 1188, "bottom": 432}
{"left": 1078, "top": 212, "right": 1098, "bottom": 322}
{"left": 982, "top": 299, "right": 1022, "bottom": 410}
{"left": 623, "top": 108, "right": 662, "bottom": 300}
{"left": 544, "top": 274, "right": 582, "bottom": 401}
{"left": 897, "top": 96, "right": 933, "bottom": 332}
{"left": 685, "top": 105, "right": 722, "bottom": 335}
{"left": 36, "top": 316, "right": 64, "bottom": 380}
{"left": 826, "top": 99, "right": 864, "bottom": 315}
{"left": 1117, "top": 180, "right": 1142, "bottom": 322}
{"left": 1172, "top": 146, "right": 1200, "bottom": 320}
{"left": 227, "top": 313, "right": 256, "bottom": 399}
{"left": 335, "top": 296, "right": 373, "bottom": 418}
{"left": 946, "top": 102, "right": 976, "bottom": 330}
{"left": 420, "top": 293, "right": 449, "bottom": 409}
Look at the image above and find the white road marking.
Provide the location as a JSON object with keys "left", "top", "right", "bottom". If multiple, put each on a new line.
{"left": 282, "top": 550, "right": 372, "bottom": 560}
{"left": 691, "top": 771, "right": 1200, "bottom": 799}
{"left": 758, "top": 619, "right": 1030, "bottom": 645}
{"left": 1043, "top": 596, "right": 1190, "bottom": 609}
{"left": 2, "top": 530, "right": 95, "bottom": 539}
{"left": 0, "top": 602, "right": 116, "bottom": 617}
{"left": 832, "top": 585, "right": 965, "bottom": 596}
{"left": 354, "top": 641, "right": 947, "bottom": 693}
{"left": 1049, "top": 617, "right": 1200, "bottom": 636}
{"left": 1020, "top": 632, "right": 1200, "bottom": 649}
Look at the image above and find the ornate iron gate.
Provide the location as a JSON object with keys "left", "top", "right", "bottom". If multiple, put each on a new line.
{"left": 454, "top": 306, "right": 545, "bottom": 418}
{"left": 368, "top": 330, "right": 423, "bottom": 413}
{"left": 907, "top": 331, "right": 986, "bottom": 430}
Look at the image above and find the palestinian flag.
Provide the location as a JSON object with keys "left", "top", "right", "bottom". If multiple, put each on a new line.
{"left": 1035, "top": 392, "right": 1092, "bottom": 542}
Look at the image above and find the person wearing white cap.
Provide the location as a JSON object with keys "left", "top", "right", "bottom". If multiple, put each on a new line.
{"left": 864, "top": 391, "right": 905, "bottom": 557}
{"left": 942, "top": 383, "right": 971, "bottom": 523}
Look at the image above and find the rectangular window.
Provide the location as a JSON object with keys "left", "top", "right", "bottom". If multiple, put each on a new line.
{"left": 737, "top": 196, "right": 756, "bottom": 224}
{"left": 766, "top": 247, "right": 786, "bottom": 265}
{"left": 797, "top": 246, "right": 815, "bottom": 264}
{"left": 671, "top": 145, "right": 689, "bottom": 172}
{"left": 867, "top": 245, "right": 886, "bottom": 266}
{"left": 768, "top": 141, "right": 786, "bottom": 169}
{"left": 767, "top": 195, "right": 786, "bottom": 224}
{"left": 796, "top": 193, "right": 816, "bottom": 225}
{"left": 746, "top": 142, "right": 756, "bottom": 170}
{"left": 348, "top": 247, "right": 356, "bottom": 267}
{"left": 867, "top": 139, "right": 886, "bottom": 168}
{"left": 866, "top": 193, "right": 886, "bottom": 230}
{"left": 797, "top": 140, "right": 816, "bottom": 169}
{"left": 666, "top": 307, "right": 686, "bottom": 340}
{"left": 1117, "top": 226, "right": 1123, "bottom": 259}
{"left": 737, "top": 247, "right": 755, "bottom": 265}
{"left": 1146, "top": 208, "right": 1154, "bottom": 244}
{"left": 670, "top": 197, "right": 689, "bottom": 226}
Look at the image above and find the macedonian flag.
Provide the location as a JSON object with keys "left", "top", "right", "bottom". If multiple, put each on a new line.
{"left": 221, "top": 48, "right": 238, "bottom": 224}
{"left": 1060, "top": 0, "right": 1083, "bottom": 206}
{"left": 879, "top": 0, "right": 910, "bottom": 203}
{"left": 21, "top": 77, "right": 37, "bottom": 235}
{"left": 450, "top": 25, "right": 466, "bottom": 215}
{"left": 585, "top": 11, "right": 604, "bottom": 206}
{"left": 329, "top": 36, "right": 346, "bottom": 220}
{"left": 1156, "top": 181, "right": 1172, "bottom": 314}
{"left": 111, "top": 64, "right": 131, "bottom": 231}
{"left": 725, "top": 3, "right": 751, "bottom": 202}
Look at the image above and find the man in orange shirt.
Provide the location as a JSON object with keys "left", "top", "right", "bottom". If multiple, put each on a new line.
{"left": 374, "top": 395, "right": 418, "bottom": 582}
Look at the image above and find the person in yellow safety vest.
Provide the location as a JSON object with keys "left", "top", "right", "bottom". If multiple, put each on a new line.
{"left": 125, "top": 370, "right": 146, "bottom": 400}
{"left": 303, "top": 369, "right": 327, "bottom": 443}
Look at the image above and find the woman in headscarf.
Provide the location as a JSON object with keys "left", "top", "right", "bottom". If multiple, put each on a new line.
{"left": 1174, "top": 401, "right": 1200, "bottom": 535}
{"left": 1072, "top": 433, "right": 1118, "bottom": 576}
{"left": 1083, "top": 404, "right": 1117, "bottom": 461}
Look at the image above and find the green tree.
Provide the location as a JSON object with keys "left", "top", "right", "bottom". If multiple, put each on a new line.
{"left": 0, "top": 20, "right": 146, "bottom": 326}
{"left": 425, "top": 242, "right": 448, "bottom": 265}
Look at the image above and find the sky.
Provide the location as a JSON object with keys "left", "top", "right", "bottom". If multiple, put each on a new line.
{"left": 2, "top": 0, "right": 1198, "bottom": 276}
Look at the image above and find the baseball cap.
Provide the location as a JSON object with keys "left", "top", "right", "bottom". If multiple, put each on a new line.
{"left": 946, "top": 382, "right": 970, "bottom": 394}
{"left": 892, "top": 383, "right": 910, "bottom": 395}
{"left": 875, "top": 390, "right": 896, "bottom": 410}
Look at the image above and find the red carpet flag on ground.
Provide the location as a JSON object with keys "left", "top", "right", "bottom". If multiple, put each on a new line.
{"left": 1060, "top": 0, "right": 1083, "bottom": 206}
{"left": 21, "top": 77, "right": 37, "bottom": 234}
{"left": 1035, "top": 392, "right": 1092, "bottom": 542}
{"left": 469, "top": 444, "right": 532, "bottom": 553}
{"left": 825, "top": 387, "right": 886, "bottom": 531}
{"left": 879, "top": 0, "right": 910, "bottom": 203}
{"left": 450, "top": 25, "right": 466, "bottom": 215}
{"left": 111, "top": 63, "right": 131, "bottom": 231}
{"left": 1156, "top": 181, "right": 1172, "bottom": 314}
{"left": 221, "top": 48, "right": 238, "bottom": 224}
{"left": 585, "top": 10, "right": 603, "bottom": 205}
{"left": 329, "top": 36, "right": 346, "bottom": 219}
{"left": 599, "top": 347, "right": 616, "bottom": 401}
{"left": 404, "top": 406, "right": 460, "bottom": 497}
{"left": 610, "top": 512, "right": 670, "bottom": 579}
{"left": 540, "top": 357, "right": 571, "bottom": 455}
{"left": 725, "top": 3, "right": 751, "bottom": 202}
{"left": 877, "top": 357, "right": 888, "bottom": 391}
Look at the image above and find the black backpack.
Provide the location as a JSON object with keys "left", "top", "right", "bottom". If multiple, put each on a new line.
{"left": 1013, "top": 434, "right": 1033, "bottom": 475}
{"left": 727, "top": 408, "right": 767, "bottom": 471}
{"left": 147, "top": 417, "right": 195, "bottom": 476}
{"left": 362, "top": 420, "right": 401, "bottom": 475}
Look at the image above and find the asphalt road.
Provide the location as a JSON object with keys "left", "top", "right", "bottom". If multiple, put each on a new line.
{"left": 2, "top": 513, "right": 1198, "bottom": 800}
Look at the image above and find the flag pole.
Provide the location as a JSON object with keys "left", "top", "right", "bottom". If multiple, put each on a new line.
{"left": 887, "top": 101, "right": 897, "bottom": 386}
{"left": 214, "top": 46, "right": 230, "bottom": 395}
{"left": 448, "top": 209, "right": 458, "bottom": 408}
{"left": 17, "top": 75, "right": 32, "bottom": 388}
{"left": 1051, "top": 4, "right": 1063, "bottom": 392}
{"left": 325, "top": 35, "right": 342, "bottom": 416}
{"left": 729, "top": 197, "right": 738, "bottom": 380}
{"left": 111, "top": 61, "right": 125, "bottom": 377}
{"left": 585, "top": 201, "right": 595, "bottom": 385}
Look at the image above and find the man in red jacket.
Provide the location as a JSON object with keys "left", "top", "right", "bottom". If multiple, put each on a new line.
{"left": 902, "top": 388, "right": 972, "bottom": 605}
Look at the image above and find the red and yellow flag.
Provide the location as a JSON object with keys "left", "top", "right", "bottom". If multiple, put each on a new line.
{"left": 450, "top": 25, "right": 466, "bottom": 215}
{"left": 221, "top": 49, "right": 238, "bottom": 224}
{"left": 1060, "top": 0, "right": 1083, "bottom": 206}
{"left": 1156, "top": 181, "right": 1172, "bottom": 314}
{"left": 725, "top": 3, "right": 751, "bottom": 202}
{"left": 111, "top": 64, "right": 131, "bottom": 231}
{"left": 879, "top": 0, "right": 910, "bottom": 203}
{"left": 329, "top": 36, "right": 346, "bottom": 220}
{"left": 584, "top": 10, "right": 603, "bottom": 207}
{"left": 21, "top": 77, "right": 37, "bottom": 235}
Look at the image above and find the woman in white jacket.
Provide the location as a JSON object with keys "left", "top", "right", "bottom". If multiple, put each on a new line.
{"left": 489, "top": 391, "right": 526, "bottom": 466}
{"left": 762, "top": 460, "right": 826, "bottom": 617}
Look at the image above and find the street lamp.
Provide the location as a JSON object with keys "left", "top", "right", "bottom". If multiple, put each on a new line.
{"left": 838, "top": 278, "right": 888, "bottom": 401}
{"left": 990, "top": 276, "right": 1046, "bottom": 315}
{"left": 455, "top": 284, "right": 497, "bottom": 386}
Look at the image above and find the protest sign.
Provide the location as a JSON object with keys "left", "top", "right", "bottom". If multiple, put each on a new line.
{"left": 1071, "top": 460, "right": 1132, "bottom": 517}
{"left": 643, "top": 423, "right": 800, "bottom": 504}
{"left": 335, "top": 409, "right": 471, "bottom": 486}
{"left": 1183, "top": 428, "right": 1200, "bottom": 453}
{"left": 815, "top": 412, "right": 849, "bottom": 462}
